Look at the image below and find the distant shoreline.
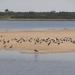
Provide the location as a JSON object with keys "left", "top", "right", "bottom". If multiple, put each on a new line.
{"left": 0, "top": 19, "right": 75, "bottom": 21}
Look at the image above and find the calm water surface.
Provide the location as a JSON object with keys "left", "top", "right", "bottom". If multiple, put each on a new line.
{"left": 0, "top": 21, "right": 75, "bottom": 31}
{"left": 0, "top": 21, "right": 75, "bottom": 75}
{"left": 0, "top": 51, "right": 75, "bottom": 75}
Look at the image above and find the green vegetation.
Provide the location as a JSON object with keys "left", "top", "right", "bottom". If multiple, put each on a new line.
{"left": 0, "top": 9, "right": 75, "bottom": 19}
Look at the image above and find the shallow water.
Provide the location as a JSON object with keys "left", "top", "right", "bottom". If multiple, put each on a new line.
{"left": 0, "top": 51, "right": 75, "bottom": 75}
{"left": 0, "top": 21, "right": 75, "bottom": 31}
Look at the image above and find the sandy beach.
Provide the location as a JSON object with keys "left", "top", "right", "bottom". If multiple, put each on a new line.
{"left": 0, "top": 29, "right": 75, "bottom": 53}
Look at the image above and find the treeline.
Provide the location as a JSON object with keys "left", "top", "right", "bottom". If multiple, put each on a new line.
{"left": 0, "top": 9, "right": 75, "bottom": 19}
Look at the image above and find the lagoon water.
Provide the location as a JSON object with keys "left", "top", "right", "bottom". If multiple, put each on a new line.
{"left": 0, "top": 52, "right": 75, "bottom": 75}
{"left": 0, "top": 21, "right": 75, "bottom": 75}
{"left": 0, "top": 21, "right": 75, "bottom": 31}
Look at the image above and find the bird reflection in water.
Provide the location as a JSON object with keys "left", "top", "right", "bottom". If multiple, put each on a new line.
{"left": 34, "top": 49, "right": 39, "bottom": 62}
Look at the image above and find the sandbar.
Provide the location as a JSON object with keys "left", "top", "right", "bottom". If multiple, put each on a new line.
{"left": 0, "top": 29, "right": 75, "bottom": 53}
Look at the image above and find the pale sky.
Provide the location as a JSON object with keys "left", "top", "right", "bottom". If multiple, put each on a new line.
{"left": 0, "top": 0, "right": 75, "bottom": 12}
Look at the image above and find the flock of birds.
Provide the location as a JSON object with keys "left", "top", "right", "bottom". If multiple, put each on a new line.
{"left": 0, "top": 35, "right": 75, "bottom": 52}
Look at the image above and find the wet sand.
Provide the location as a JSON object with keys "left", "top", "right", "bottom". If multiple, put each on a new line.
{"left": 0, "top": 29, "right": 75, "bottom": 53}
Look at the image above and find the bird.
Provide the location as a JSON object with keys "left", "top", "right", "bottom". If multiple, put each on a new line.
{"left": 72, "top": 41, "right": 75, "bottom": 44}
{"left": 34, "top": 49, "right": 38, "bottom": 53}
{"left": 9, "top": 45, "right": 13, "bottom": 48}
{"left": 3, "top": 41, "right": 6, "bottom": 44}
{"left": 48, "top": 41, "right": 51, "bottom": 46}
{"left": 7, "top": 40, "right": 10, "bottom": 43}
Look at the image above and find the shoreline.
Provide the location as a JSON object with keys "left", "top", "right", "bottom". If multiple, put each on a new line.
{"left": 0, "top": 19, "right": 75, "bottom": 21}
{"left": 1, "top": 49, "right": 75, "bottom": 54}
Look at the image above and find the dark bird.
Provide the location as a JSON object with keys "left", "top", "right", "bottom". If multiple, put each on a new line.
{"left": 28, "top": 38, "right": 33, "bottom": 42}
{"left": 57, "top": 42, "right": 60, "bottom": 45}
{"left": 48, "top": 42, "right": 51, "bottom": 46}
{"left": 46, "top": 38, "right": 50, "bottom": 41}
{"left": 20, "top": 38, "right": 25, "bottom": 42}
{"left": 9, "top": 45, "right": 13, "bottom": 48}
{"left": 3, "top": 41, "right": 6, "bottom": 44}
{"left": 72, "top": 41, "right": 75, "bottom": 44}
{"left": 7, "top": 40, "right": 10, "bottom": 43}
{"left": 34, "top": 49, "right": 38, "bottom": 53}
{"left": 48, "top": 41, "right": 51, "bottom": 46}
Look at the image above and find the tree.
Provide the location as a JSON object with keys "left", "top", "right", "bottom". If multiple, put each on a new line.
{"left": 5, "top": 9, "right": 9, "bottom": 13}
